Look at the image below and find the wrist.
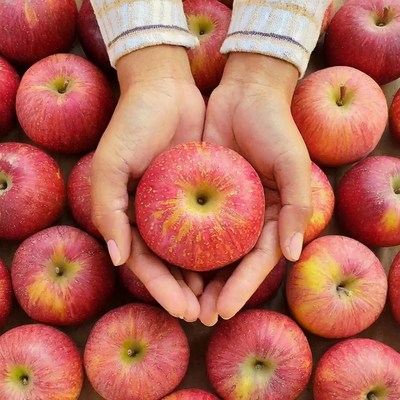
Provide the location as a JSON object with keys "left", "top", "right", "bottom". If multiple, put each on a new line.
{"left": 116, "top": 45, "right": 194, "bottom": 89}
{"left": 220, "top": 53, "right": 299, "bottom": 101}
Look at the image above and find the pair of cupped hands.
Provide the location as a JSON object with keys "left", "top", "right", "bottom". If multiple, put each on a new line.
{"left": 90, "top": 45, "right": 312, "bottom": 326}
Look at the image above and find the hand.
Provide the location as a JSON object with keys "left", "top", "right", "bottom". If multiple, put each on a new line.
{"left": 199, "top": 53, "right": 312, "bottom": 325}
{"left": 90, "top": 45, "right": 206, "bottom": 321}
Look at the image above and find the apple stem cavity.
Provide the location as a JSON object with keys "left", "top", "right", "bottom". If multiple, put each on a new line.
{"left": 0, "top": 178, "right": 7, "bottom": 191}
{"left": 20, "top": 375, "right": 29, "bottom": 386}
{"left": 337, "top": 284, "right": 351, "bottom": 297}
{"left": 336, "top": 85, "right": 346, "bottom": 107}
{"left": 127, "top": 348, "right": 139, "bottom": 358}
{"left": 55, "top": 265, "right": 64, "bottom": 276}
{"left": 367, "top": 393, "right": 378, "bottom": 400}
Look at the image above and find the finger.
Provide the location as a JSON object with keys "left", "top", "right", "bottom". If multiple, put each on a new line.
{"left": 198, "top": 266, "right": 233, "bottom": 327}
{"left": 181, "top": 269, "right": 204, "bottom": 297}
{"left": 216, "top": 221, "right": 282, "bottom": 320}
{"left": 128, "top": 228, "right": 190, "bottom": 319}
{"left": 91, "top": 139, "right": 132, "bottom": 266}
{"left": 170, "top": 267, "right": 200, "bottom": 322}
{"left": 273, "top": 144, "right": 312, "bottom": 262}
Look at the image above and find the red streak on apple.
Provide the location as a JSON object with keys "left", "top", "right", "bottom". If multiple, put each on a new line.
{"left": 135, "top": 141, "right": 265, "bottom": 271}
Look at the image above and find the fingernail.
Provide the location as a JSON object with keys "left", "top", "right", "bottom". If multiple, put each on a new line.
{"left": 203, "top": 315, "right": 218, "bottom": 327}
{"left": 288, "top": 232, "right": 304, "bottom": 261}
{"left": 169, "top": 312, "right": 185, "bottom": 319}
{"left": 107, "top": 240, "right": 121, "bottom": 266}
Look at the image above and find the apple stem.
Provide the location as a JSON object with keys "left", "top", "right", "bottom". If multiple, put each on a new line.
{"left": 20, "top": 375, "right": 29, "bottom": 386}
{"left": 58, "top": 79, "right": 70, "bottom": 94}
{"left": 0, "top": 180, "right": 6, "bottom": 190}
{"left": 367, "top": 393, "right": 378, "bottom": 400}
{"left": 337, "top": 285, "right": 351, "bottom": 297}
{"left": 336, "top": 85, "right": 346, "bottom": 106}
{"left": 127, "top": 348, "right": 137, "bottom": 358}
{"left": 55, "top": 265, "right": 64, "bottom": 276}
{"left": 377, "top": 7, "right": 390, "bottom": 26}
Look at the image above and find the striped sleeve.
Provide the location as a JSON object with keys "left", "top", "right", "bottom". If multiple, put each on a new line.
{"left": 220, "top": 0, "right": 332, "bottom": 77}
{"left": 89, "top": 0, "right": 199, "bottom": 68}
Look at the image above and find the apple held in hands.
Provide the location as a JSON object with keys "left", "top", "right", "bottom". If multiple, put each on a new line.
{"left": 135, "top": 141, "right": 265, "bottom": 271}
{"left": 0, "top": 56, "right": 20, "bottom": 136}
{"left": 0, "top": 142, "right": 66, "bottom": 241}
{"left": 0, "top": 324, "right": 83, "bottom": 400}
{"left": 291, "top": 66, "right": 388, "bottom": 167}
{"left": 324, "top": 0, "right": 400, "bottom": 85}
{"left": 336, "top": 155, "right": 400, "bottom": 247}
{"left": 16, "top": 53, "right": 116, "bottom": 154}
{"left": 184, "top": 0, "right": 231, "bottom": 94}
{"left": 388, "top": 251, "right": 400, "bottom": 325}
{"left": 0, "top": 0, "right": 78, "bottom": 66}
{"left": 84, "top": 303, "right": 190, "bottom": 400}
{"left": 206, "top": 309, "right": 312, "bottom": 400}
{"left": 313, "top": 338, "right": 400, "bottom": 399}
{"left": 11, "top": 225, "right": 116, "bottom": 326}
{"left": 286, "top": 235, "right": 388, "bottom": 339}
{"left": 0, "top": 259, "right": 12, "bottom": 327}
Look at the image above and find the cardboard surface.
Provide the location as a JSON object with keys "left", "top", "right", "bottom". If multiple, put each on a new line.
{"left": 1, "top": 1, "right": 399, "bottom": 399}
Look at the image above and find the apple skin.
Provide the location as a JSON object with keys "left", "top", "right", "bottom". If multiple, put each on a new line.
{"left": 324, "top": 0, "right": 400, "bottom": 85}
{"left": 313, "top": 338, "right": 400, "bottom": 399}
{"left": 163, "top": 388, "right": 219, "bottom": 399}
{"left": 206, "top": 309, "right": 312, "bottom": 400}
{"left": 286, "top": 235, "right": 388, "bottom": 339}
{"left": 77, "top": 0, "right": 113, "bottom": 74}
{"left": 183, "top": 0, "right": 231, "bottom": 95}
{"left": 320, "top": 1, "right": 335, "bottom": 34}
{"left": 11, "top": 225, "right": 116, "bottom": 326}
{"left": 84, "top": 303, "right": 190, "bottom": 400}
{"left": 389, "top": 87, "right": 400, "bottom": 142}
{"left": 336, "top": 155, "right": 400, "bottom": 247}
{"left": 0, "top": 323, "right": 83, "bottom": 400}
{"left": 0, "top": 142, "right": 66, "bottom": 241}
{"left": 388, "top": 250, "right": 400, "bottom": 325}
{"left": 0, "top": 259, "right": 12, "bottom": 327}
{"left": 67, "top": 151, "right": 102, "bottom": 239}
{"left": 135, "top": 141, "right": 265, "bottom": 272}
{"left": 16, "top": 53, "right": 116, "bottom": 154}
{"left": 291, "top": 65, "right": 388, "bottom": 167}
{"left": 0, "top": 56, "right": 20, "bottom": 136}
{"left": 0, "top": 0, "right": 78, "bottom": 66}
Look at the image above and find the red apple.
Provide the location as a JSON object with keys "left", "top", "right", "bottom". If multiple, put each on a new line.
{"left": 291, "top": 66, "right": 388, "bottom": 167}
{"left": 0, "top": 323, "right": 83, "bottom": 399}
{"left": 84, "top": 303, "right": 190, "bottom": 400}
{"left": 135, "top": 141, "right": 265, "bottom": 272}
{"left": 244, "top": 257, "right": 287, "bottom": 308}
{"left": 286, "top": 235, "right": 388, "bottom": 339}
{"left": 313, "top": 338, "right": 400, "bottom": 399}
{"left": 389, "top": 86, "right": 400, "bottom": 142}
{"left": 0, "top": 142, "right": 66, "bottom": 241}
{"left": 0, "top": 259, "right": 12, "bottom": 327}
{"left": 184, "top": 0, "right": 231, "bottom": 95}
{"left": 206, "top": 309, "right": 313, "bottom": 400}
{"left": 320, "top": 1, "right": 335, "bottom": 34}
{"left": 77, "top": 0, "right": 113, "bottom": 74}
{"left": 0, "top": 56, "right": 20, "bottom": 136}
{"left": 0, "top": 0, "right": 78, "bottom": 66}
{"left": 336, "top": 155, "right": 400, "bottom": 247}
{"left": 67, "top": 151, "right": 102, "bottom": 239}
{"left": 16, "top": 53, "right": 116, "bottom": 154}
{"left": 11, "top": 225, "right": 116, "bottom": 326}
{"left": 324, "top": 0, "right": 400, "bottom": 85}
{"left": 388, "top": 250, "right": 400, "bottom": 325}
{"left": 163, "top": 388, "right": 219, "bottom": 399}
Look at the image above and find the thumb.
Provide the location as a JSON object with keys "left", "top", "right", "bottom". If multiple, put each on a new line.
{"left": 90, "top": 138, "right": 133, "bottom": 266}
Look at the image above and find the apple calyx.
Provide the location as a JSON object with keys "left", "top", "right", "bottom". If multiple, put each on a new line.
{"left": 336, "top": 283, "right": 352, "bottom": 298}
{"left": 393, "top": 177, "right": 400, "bottom": 195}
{"left": 367, "top": 394, "right": 377, "bottom": 400}
{"left": 0, "top": 172, "right": 11, "bottom": 194}
{"left": 336, "top": 85, "right": 346, "bottom": 107}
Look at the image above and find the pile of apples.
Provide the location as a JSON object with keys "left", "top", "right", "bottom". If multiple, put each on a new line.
{"left": 0, "top": 0, "right": 400, "bottom": 399}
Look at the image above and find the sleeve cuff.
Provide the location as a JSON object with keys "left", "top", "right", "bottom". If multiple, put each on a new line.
{"left": 90, "top": 0, "right": 199, "bottom": 68}
{"left": 220, "top": 0, "right": 332, "bottom": 77}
